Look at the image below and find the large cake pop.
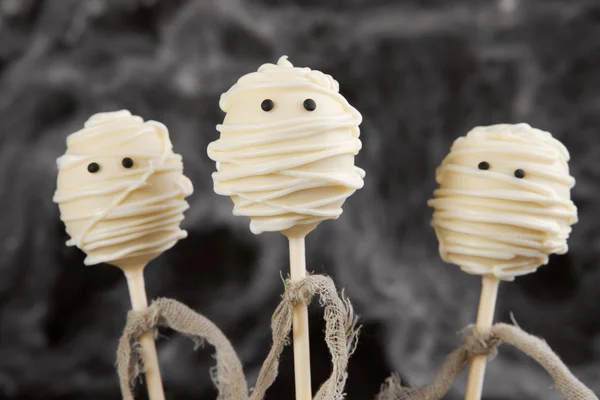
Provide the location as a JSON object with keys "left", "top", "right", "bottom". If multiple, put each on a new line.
{"left": 54, "top": 110, "right": 193, "bottom": 400}
{"left": 54, "top": 110, "right": 193, "bottom": 270}
{"left": 428, "top": 123, "right": 577, "bottom": 400}
{"left": 207, "top": 56, "right": 364, "bottom": 400}
{"left": 208, "top": 55, "right": 364, "bottom": 237}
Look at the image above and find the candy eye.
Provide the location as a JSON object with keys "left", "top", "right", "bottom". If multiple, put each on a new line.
{"left": 122, "top": 157, "right": 134, "bottom": 169}
{"left": 303, "top": 98, "right": 316, "bottom": 111}
{"left": 514, "top": 169, "right": 525, "bottom": 179}
{"left": 478, "top": 161, "right": 490, "bottom": 170}
{"left": 87, "top": 162, "right": 100, "bottom": 173}
{"left": 261, "top": 99, "right": 274, "bottom": 112}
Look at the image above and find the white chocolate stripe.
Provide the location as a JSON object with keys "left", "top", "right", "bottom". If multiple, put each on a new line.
{"left": 233, "top": 191, "right": 351, "bottom": 217}
{"left": 84, "top": 233, "right": 186, "bottom": 266}
{"left": 212, "top": 143, "right": 362, "bottom": 182}
{"left": 430, "top": 197, "right": 577, "bottom": 219}
{"left": 213, "top": 116, "right": 360, "bottom": 150}
{"left": 438, "top": 165, "right": 567, "bottom": 196}
{"left": 433, "top": 189, "right": 575, "bottom": 209}
{"left": 82, "top": 213, "right": 186, "bottom": 242}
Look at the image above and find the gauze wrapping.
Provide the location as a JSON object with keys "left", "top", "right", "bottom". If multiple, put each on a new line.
{"left": 54, "top": 110, "right": 193, "bottom": 268}
{"left": 428, "top": 124, "right": 577, "bottom": 280}
{"left": 207, "top": 56, "right": 364, "bottom": 234}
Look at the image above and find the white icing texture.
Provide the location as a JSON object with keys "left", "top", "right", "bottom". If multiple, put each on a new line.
{"left": 428, "top": 124, "right": 577, "bottom": 280}
{"left": 54, "top": 110, "right": 193, "bottom": 269}
{"left": 208, "top": 56, "right": 364, "bottom": 235}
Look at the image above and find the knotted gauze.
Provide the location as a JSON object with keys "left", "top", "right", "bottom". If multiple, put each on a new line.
{"left": 376, "top": 322, "right": 598, "bottom": 400}
{"left": 117, "top": 298, "right": 248, "bottom": 400}
{"left": 250, "top": 274, "right": 360, "bottom": 400}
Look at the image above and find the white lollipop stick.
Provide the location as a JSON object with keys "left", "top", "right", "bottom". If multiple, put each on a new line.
{"left": 125, "top": 267, "right": 165, "bottom": 400}
{"left": 465, "top": 275, "right": 499, "bottom": 400}
{"left": 288, "top": 236, "right": 312, "bottom": 400}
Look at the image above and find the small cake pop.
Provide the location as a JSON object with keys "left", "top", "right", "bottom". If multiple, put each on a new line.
{"left": 208, "top": 56, "right": 364, "bottom": 400}
{"left": 54, "top": 110, "right": 193, "bottom": 269}
{"left": 54, "top": 110, "right": 193, "bottom": 400}
{"left": 428, "top": 123, "right": 577, "bottom": 400}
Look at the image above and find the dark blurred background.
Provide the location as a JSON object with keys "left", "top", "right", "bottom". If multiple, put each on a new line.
{"left": 0, "top": 0, "right": 599, "bottom": 399}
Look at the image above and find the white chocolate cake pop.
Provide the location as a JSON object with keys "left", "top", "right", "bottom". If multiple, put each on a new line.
{"left": 207, "top": 56, "right": 364, "bottom": 235}
{"left": 428, "top": 123, "right": 578, "bottom": 280}
{"left": 54, "top": 110, "right": 193, "bottom": 270}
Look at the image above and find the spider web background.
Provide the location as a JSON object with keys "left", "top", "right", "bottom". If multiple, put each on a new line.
{"left": 0, "top": 0, "right": 598, "bottom": 399}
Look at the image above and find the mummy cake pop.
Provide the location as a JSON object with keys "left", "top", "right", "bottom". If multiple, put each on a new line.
{"left": 54, "top": 110, "right": 193, "bottom": 270}
{"left": 54, "top": 110, "right": 193, "bottom": 400}
{"left": 428, "top": 123, "right": 577, "bottom": 280}
{"left": 208, "top": 56, "right": 364, "bottom": 400}
{"left": 428, "top": 123, "right": 577, "bottom": 400}
{"left": 208, "top": 55, "right": 364, "bottom": 237}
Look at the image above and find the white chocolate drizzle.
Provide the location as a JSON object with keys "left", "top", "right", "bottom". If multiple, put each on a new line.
{"left": 208, "top": 57, "right": 364, "bottom": 234}
{"left": 53, "top": 110, "right": 193, "bottom": 266}
{"left": 428, "top": 124, "right": 578, "bottom": 280}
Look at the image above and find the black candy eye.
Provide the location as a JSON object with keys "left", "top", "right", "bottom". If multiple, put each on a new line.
{"left": 87, "top": 162, "right": 100, "bottom": 173}
{"left": 478, "top": 161, "right": 490, "bottom": 170}
{"left": 303, "top": 98, "right": 316, "bottom": 111}
{"left": 122, "top": 157, "right": 134, "bottom": 168}
{"left": 514, "top": 169, "right": 525, "bottom": 179}
{"left": 261, "top": 99, "right": 274, "bottom": 112}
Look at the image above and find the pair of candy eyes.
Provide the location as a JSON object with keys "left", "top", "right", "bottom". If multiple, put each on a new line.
{"left": 478, "top": 161, "right": 525, "bottom": 179}
{"left": 87, "top": 157, "right": 134, "bottom": 173}
{"left": 261, "top": 98, "right": 316, "bottom": 112}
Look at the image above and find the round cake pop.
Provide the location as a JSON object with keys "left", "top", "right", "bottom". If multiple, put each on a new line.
{"left": 428, "top": 123, "right": 578, "bottom": 280}
{"left": 54, "top": 110, "right": 193, "bottom": 270}
{"left": 207, "top": 55, "right": 364, "bottom": 237}
{"left": 428, "top": 123, "right": 578, "bottom": 400}
{"left": 207, "top": 56, "right": 364, "bottom": 400}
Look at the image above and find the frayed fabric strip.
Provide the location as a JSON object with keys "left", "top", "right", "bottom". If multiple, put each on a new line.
{"left": 250, "top": 274, "right": 360, "bottom": 400}
{"left": 493, "top": 323, "right": 597, "bottom": 400}
{"left": 376, "top": 323, "right": 598, "bottom": 400}
{"left": 116, "top": 298, "right": 248, "bottom": 400}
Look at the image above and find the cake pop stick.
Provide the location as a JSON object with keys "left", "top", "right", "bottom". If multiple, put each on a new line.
{"left": 54, "top": 110, "right": 193, "bottom": 400}
{"left": 208, "top": 56, "right": 364, "bottom": 400}
{"left": 428, "top": 124, "right": 577, "bottom": 400}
